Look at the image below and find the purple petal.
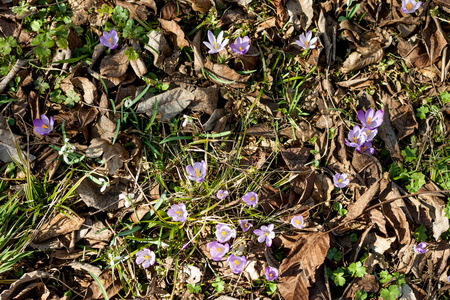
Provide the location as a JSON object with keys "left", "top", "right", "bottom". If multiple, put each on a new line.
{"left": 257, "top": 234, "right": 266, "bottom": 243}
{"left": 266, "top": 237, "right": 272, "bottom": 247}
{"left": 253, "top": 229, "right": 263, "bottom": 236}
{"left": 306, "top": 31, "right": 312, "bottom": 41}
{"left": 207, "top": 30, "right": 215, "bottom": 44}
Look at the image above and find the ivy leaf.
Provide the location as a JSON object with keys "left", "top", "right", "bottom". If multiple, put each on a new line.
{"left": 332, "top": 267, "right": 346, "bottom": 286}
{"left": 212, "top": 277, "right": 225, "bottom": 293}
{"left": 348, "top": 261, "right": 366, "bottom": 278}
{"left": 416, "top": 106, "right": 429, "bottom": 120}
{"left": 401, "top": 146, "right": 417, "bottom": 163}
{"left": 441, "top": 91, "right": 450, "bottom": 104}
{"left": 380, "top": 285, "right": 400, "bottom": 300}
{"left": 355, "top": 290, "right": 368, "bottom": 300}
{"left": 414, "top": 225, "right": 427, "bottom": 242}
{"left": 379, "top": 270, "right": 393, "bottom": 284}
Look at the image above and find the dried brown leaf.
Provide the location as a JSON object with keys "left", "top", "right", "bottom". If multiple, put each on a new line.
{"left": 145, "top": 30, "right": 172, "bottom": 70}
{"left": 286, "top": 0, "right": 314, "bottom": 31}
{"left": 129, "top": 43, "right": 148, "bottom": 78}
{"left": 100, "top": 51, "right": 129, "bottom": 78}
{"left": 85, "top": 269, "right": 123, "bottom": 300}
{"left": 204, "top": 61, "right": 251, "bottom": 88}
{"left": 341, "top": 44, "right": 384, "bottom": 73}
{"left": 34, "top": 213, "right": 85, "bottom": 243}
{"left": 342, "top": 178, "right": 381, "bottom": 224}
{"left": 159, "top": 19, "right": 189, "bottom": 49}
{"left": 0, "top": 271, "right": 55, "bottom": 300}
{"left": 161, "top": 1, "right": 180, "bottom": 21}
{"left": 71, "top": 77, "right": 97, "bottom": 105}
{"left": 190, "top": 85, "right": 219, "bottom": 115}
{"left": 76, "top": 178, "right": 127, "bottom": 211}
{"left": 378, "top": 97, "right": 402, "bottom": 160}
{"left": 136, "top": 87, "right": 194, "bottom": 121}
{"left": 186, "top": 0, "right": 211, "bottom": 14}
{"left": 278, "top": 232, "right": 330, "bottom": 300}
{"left": 86, "top": 138, "right": 128, "bottom": 175}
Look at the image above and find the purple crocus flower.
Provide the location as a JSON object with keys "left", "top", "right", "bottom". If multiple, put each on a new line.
{"left": 345, "top": 125, "right": 367, "bottom": 148}
{"left": 230, "top": 36, "right": 250, "bottom": 55}
{"left": 203, "top": 30, "right": 229, "bottom": 54}
{"left": 242, "top": 191, "right": 258, "bottom": 208}
{"left": 447, "top": 275, "right": 450, "bottom": 283}
{"left": 333, "top": 173, "right": 350, "bottom": 188}
{"left": 291, "top": 215, "right": 305, "bottom": 229}
{"left": 100, "top": 29, "right": 119, "bottom": 49}
{"left": 254, "top": 224, "right": 275, "bottom": 247}
{"left": 215, "top": 223, "right": 236, "bottom": 243}
{"left": 295, "top": 31, "right": 318, "bottom": 50}
{"left": 227, "top": 254, "right": 247, "bottom": 274}
{"left": 186, "top": 160, "right": 207, "bottom": 182}
{"left": 361, "top": 127, "right": 377, "bottom": 142}
{"left": 216, "top": 190, "right": 229, "bottom": 200}
{"left": 357, "top": 109, "right": 384, "bottom": 129}
{"left": 414, "top": 242, "right": 429, "bottom": 254}
{"left": 207, "top": 241, "right": 229, "bottom": 261}
{"left": 136, "top": 248, "right": 156, "bottom": 268}
{"left": 265, "top": 266, "right": 279, "bottom": 281}
{"left": 357, "top": 141, "right": 375, "bottom": 155}
{"left": 33, "top": 114, "right": 54, "bottom": 136}
{"left": 239, "top": 220, "right": 253, "bottom": 232}
{"left": 167, "top": 203, "right": 188, "bottom": 222}
{"left": 401, "top": 0, "right": 422, "bottom": 14}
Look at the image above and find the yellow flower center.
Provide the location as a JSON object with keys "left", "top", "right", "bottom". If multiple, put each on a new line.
{"left": 295, "top": 219, "right": 300, "bottom": 224}
{"left": 338, "top": 179, "right": 343, "bottom": 182}
{"left": 367, "top": 129, "right": 371, "bottom": 134}
{"left": 219, "top": 194, "right": 223, "bottom": 197}
{"left": 222, "top": 231, "right": 226, "bottom": 235}
{"left": 109, "top": 38, "right": 112, "bottom": 44}
{"left": 368, "top": 117, "right": 372, "bottom": 124}
{"left": 244, "top": 223, "right": 248, "bottom": 227}
{"left": 217, "top": 248, "right": 221, "bottom": 252}
{"left": 305, "top": 40, "right": 309, "bottom": 46}
{"left": 265, "top": 232, "right": 268, "bottom": 236}
{"left": 214, "top": 42, "right": 218, "bottom": 49}
{"left": 176, "top": 211, "right": 181, "bottom": 215}
{"left": 250, "top": 197, "right": 254, "bottom": 202}
{"left": 353, "top": 137, "right": 357, "bottom": 143}
{"left": 407, "top": 3, "right": 412, "bottom": 10}
{"left": 42, "top": 124, "right": 48, "bottom": 129}
{"left": 362, "top": 146, "right": 366, "bottom": 152}
{"left": 239, "top": 46, "right": 242, "bottom": 51}
{"left": 195, "top": 168, "right": 201, "bottom": 177}
{"left": 270, "top": 273, "right": 273, "bottom": 277}
{"left": 144, "top": 255, "right": 149, "bottom": 260}
{"left": 234, "top": 260, "right": 239, "bottom": 266}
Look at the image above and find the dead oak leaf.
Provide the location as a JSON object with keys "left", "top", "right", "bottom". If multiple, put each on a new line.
{"left": 277, "top": 232, "right": 330, "bottom": 300}
{"left": 186, "top": 0, "right": 212, "bottom": 14}
{"left": 341, "top": 44, "right": 384, "bottom": 74}
{"left": 135, "top": 87, "right": 194, "bottom": 121}
{"left": 71, "top": 77, "right": 97, "bottom": 105}
{"left": 286, "top": 0, "right": 314, "bottom": 31}
{"left": 100, "top": 51, "right": 129, "bottom": 78}
{"left": 204, "top": 61, "right": 251, "bottom": 88}
{"left": 34, "top": 213, "right": 85, "bottom": 243}
{"left": 159, "top": 19, "right": 190, "bottom": 49}
{"left": 86, "top": 138, "right": 128, "bottom": 175}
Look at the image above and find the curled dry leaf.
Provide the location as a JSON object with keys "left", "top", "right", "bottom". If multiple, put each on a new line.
{"left": 34, "top": 213, "right": 85, "bottom": 243}
{"left": 278, "top": 232, "right": 330, "bottom": 300}
{"left": 190, "top": 85, "right": 219, "bottom": 115}
{"left": 136, "top": 87, "right": 194, "bottom": 121}
{"left": 85, "top": 269, "right": 123, "bottom": 300}
{"left": 71, "top": 77, "right": 97, "bottom": 105}
{"left": 0, "top": 271, "right": 55, "bottom": 300}
{"left": 286, "top": 0, "right": 314, "bottom": 31}
{"left": 341, "top": 43, "right": 384, "bottom": 73}
{"left": 0, "top": 114, "right": 35, "bottom": 163}
{"left": 129, "top": 43, "right": 148, "bottom": 78}
{"left": 204, "top": 61, "right": 251, "bottom": 88}
{"left": 76, "top": 178, "right": 127, "bottom": 211}
{"left": 100, "top": 51, "right": 129, "bottom": 78}
{"left": 186, "top": 0, "right": 212, "bottom": 14}
{"left": 86, "top": 138, "right": 128, "bottom": 175}
{"left": 341, "top": 178, "right": 381, "bottom": 224}
{"left": 161, "top": 2, "right": 180, "bottom": 21}
{"left": 158, "top": 19, "right": 190, "bottom": 49}
{"left": 146, "top": 30, "right": 172, "bottom": 70}
{"left": 378, "top": 95, "right": 402, "bottom": 159}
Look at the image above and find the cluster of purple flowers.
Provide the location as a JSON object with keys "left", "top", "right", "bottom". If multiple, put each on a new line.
{"left": 204, "top": 30, "right": 250, "bottom": 55}
{"left": 345, "top": 108, "right": 384, "bottom": 155}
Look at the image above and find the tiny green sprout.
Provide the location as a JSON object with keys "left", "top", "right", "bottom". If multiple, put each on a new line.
{"left": 441, "top": 91, "right": 450, "bottom": 104}
{"left": 416, "top": 106, "right": 429, "bottom": 120}
{"left": 380, "top": 285, "right": 400, "bottom": 300}
{"left": 350, "top": 233, "right": 358, "bottom": 243}
{"left": 187, "top": 283, "right": 202, "bottom": 294}
{"left": 348, "top": 261, "right": 366, "bottom": 278}
{"left": 401, "top": 146, "right": 417, "bottom": 163}
{"left": 331, "top": 267, "right": 346, "bottom": 286}
{"left": 212, "top": 277, "right": 225, "bottom": 293}
{"left": 379, "top": 270, "right": 393, "bottom": 284}
{"left": 355, "top": 290, "right": 368, "bottom": 300}
{"left": 414, "top": 225, "right": 427, "bottom": 242}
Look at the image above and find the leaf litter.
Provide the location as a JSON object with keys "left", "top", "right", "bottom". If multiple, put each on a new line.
{"left": 1, "top": 0, "right": 450, "bottom": 299}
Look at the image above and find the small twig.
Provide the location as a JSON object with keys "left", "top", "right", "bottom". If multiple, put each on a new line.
{"left": 0, "top": 59, "right": 28, "bottom": 95}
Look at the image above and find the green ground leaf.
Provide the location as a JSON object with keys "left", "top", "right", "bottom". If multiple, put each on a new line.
{"left": 380, "top": 285, "right": 400, "bottom": 300}
{"left": 401, "top": 146, "right": 417, "bottom": 163}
